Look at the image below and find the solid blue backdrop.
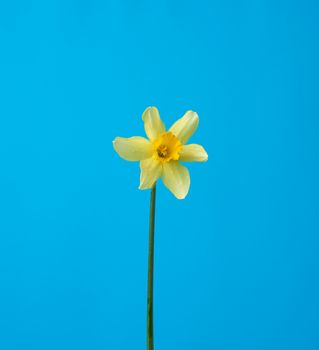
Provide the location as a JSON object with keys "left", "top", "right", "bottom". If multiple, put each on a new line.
{"left": 0, "top": 1, "right": 318, "bottom": 349}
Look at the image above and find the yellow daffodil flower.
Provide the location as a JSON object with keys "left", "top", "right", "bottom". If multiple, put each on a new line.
{"left": 113, "top": 107, "right": 208, "bottom": 199}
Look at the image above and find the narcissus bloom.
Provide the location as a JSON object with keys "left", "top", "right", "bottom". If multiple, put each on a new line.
{"left": 113, "top": 107, "right": 208, "bottom": 199}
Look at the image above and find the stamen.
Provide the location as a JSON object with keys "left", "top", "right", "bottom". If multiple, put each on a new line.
{"left": 157, "top": 145, "right": 168, "bottom": 158}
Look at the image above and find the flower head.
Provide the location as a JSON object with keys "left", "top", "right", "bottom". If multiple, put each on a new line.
{"left": 113, "top": 107, "right": 208, "bottom": 199}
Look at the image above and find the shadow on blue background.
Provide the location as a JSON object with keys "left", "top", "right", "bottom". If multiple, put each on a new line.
{"left": 0, "top": 1, "right": 318, "bottom": 349}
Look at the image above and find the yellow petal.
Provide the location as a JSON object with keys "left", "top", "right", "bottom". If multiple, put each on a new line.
{"left": 162, "top": 161, "right": 190, "bottom": 199}
{"left": 142, "top": 107, "right": 166, "bottom": 141}
{"left": 113, "top": 136, "right": 153, "bottom": 161}
{"left": 139, "top": 158, "right": 162, "bottom": 189}
{"left": 169, "top": 111, "right": 199, "bottom": 144}
{"left": 179, "top": 144, "right": 208, "bottom": 162}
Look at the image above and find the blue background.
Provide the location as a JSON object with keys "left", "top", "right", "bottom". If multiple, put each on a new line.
{"left": 0, "top": 1, "right": 318, "bottom": 349}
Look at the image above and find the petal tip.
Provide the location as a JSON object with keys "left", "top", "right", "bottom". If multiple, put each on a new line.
{"left": 112, "top": 137, "right": 119, "bottom": 149}
{"left": 187, "top": 110, "right": 199, "bottom": 120}
{"left": 176, "top": 194, "right": 187, "bottom": 200}
{"left": 112, "top": 137, "right": 121, "bottom": 146}
{"left": 138, "top": 182, "right": 152, "bottom": 190}
{"left": 142, "top": 106, "right": 158, "bottom": 121}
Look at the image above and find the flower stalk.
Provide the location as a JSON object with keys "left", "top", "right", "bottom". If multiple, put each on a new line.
{"left": 147, "top": 183, "right": 156, "bottom": 350}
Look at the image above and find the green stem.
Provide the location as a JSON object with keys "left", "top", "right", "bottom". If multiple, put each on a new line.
{"left": 147, "top": 184, "right": 156, "bottom": 350}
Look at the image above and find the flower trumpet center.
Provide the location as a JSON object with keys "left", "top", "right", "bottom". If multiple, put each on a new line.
{"left": 153, "top": 132, "right": 182, "bottom": 162}
{"left": 157, "top": 144, "right": 169, "bottom": 158}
